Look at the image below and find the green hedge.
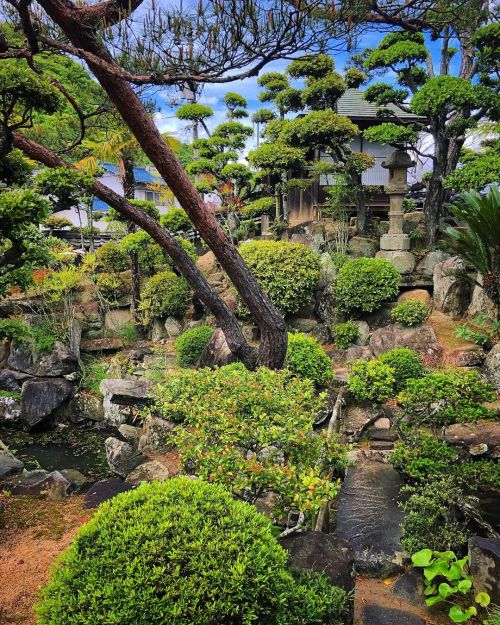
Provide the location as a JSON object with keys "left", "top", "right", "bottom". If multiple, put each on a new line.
{"left": 391, "top": 300, "right": 430, "bottom": 326}
{"left": 36, "top": 478, "right": 348, "bottom": 625}
{"left": 379, "top": 348, "right": 425, "bottom": 392}
{"left": 286, "top": 332, "right": 333, "bottom": 387}
{"left": 141, "top": 270, "right": 191, "bottom": 319}
{"left": 333, "top": 257, "right": 399, "bottom": 315}
{"left": 175, "top": 326, "right": 214, "bottom": 367}
{"left": 238, "top": 240, "right": 320, "bottom": 316}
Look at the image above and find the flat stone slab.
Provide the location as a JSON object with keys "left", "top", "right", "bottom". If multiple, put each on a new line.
{"left": 280, "top": 531, "right": 355, "bottom": 592}
{"left": 335, "top": 460, "right": 405, "bottom": 577}
{"left": 100, "top": 379, "right": 153, "bottom": 405}
{"left": 361, "top": 605, "right": 425, "bottom": 625}
{"left": 84, "top": 477, "right": 134, "bottom": 509}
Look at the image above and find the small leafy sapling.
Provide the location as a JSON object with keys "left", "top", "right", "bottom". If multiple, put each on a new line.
{"left": 412, "top": 549, "right": 490, "bottom": 623}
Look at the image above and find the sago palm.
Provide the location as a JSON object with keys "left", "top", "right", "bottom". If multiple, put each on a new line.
{"left": 444, "top": 185, "right": 500, "bottom": 309}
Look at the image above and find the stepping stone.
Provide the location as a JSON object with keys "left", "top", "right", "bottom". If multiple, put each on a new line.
{"left": 84, "top": 477, "right": 134, "bottom": 508}
{"left": 370, "top": 440, "right": 394, "bottom": 450}
{"left": 361, "top": 605, "right": 425, "bottom": 625}
{"left": 391, "top": 570, "right": 426, "bottom": 607}
{"left": 335, "top": 459, "right": 405, "bottom": 577}
{"left": 367, "top": 428, "right": 397, "bottom": 441}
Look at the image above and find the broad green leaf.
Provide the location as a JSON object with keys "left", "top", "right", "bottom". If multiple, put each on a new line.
{"left": 449, "top": 605, "right": 477, "bottom": 623}
{"left": 412, "top": 549, "right": 433, "bottom": 567}
{"left": 425, "top": 595, "right": 444, "bottom": 607}
{"left": 457, "top": 579, "right": 472, "bottom": 593}
{"left": 438, "top": 582, "right": 458, "bottom": 598}
{"left": 424, "top": 584, "right": 437, "bottom": 596}
{"left": 475, "top": 592, "right": 490, "bottom": 607}
{"left": 434, "top": 550, "right": 456, "bottom": 561}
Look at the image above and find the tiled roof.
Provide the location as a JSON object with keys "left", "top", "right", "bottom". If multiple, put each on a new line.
{"left": 100, "top": 162, "right": 158, "bottom": 183}
{"left": 336, "top": 89, "right": 421, "bottom": 120}
{"left": 93, "top": 197, "right": 111, "bottom": 211}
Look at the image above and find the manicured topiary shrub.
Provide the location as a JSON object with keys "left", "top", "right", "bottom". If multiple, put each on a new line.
{"left": 238, "top": 240, "right": 320, "bottom": 316}
{"left": 160, "top": 208, "right": 192, "bottom": 232}
{"left": 347, "top": 358, "right": 396, "bottom": 403}
{"left": 149, "top": 367, "right": 348, "bottom": 518}
{"left": 175, "top": 325, "right": 214, "bottom": 368}
{"left": 119, "top": 230, "right": 166, "bottom": 275}
{"left": 391, "top": 299, "right": 430, "bottom": 326}
{"left": 333, "top": 257, "right": 399, "bottom": 315}
{"left": 379, "top": 347, "right": 425, "bottom": 392}
{"left": 286, "top": 332, "right": 333, "bottom": 386}
{"left": 141, "top": 270, "right": 191, "bottom": 320}
{"left": 95, "top": 241, "right": 128, "bottom": 273}
{"left": 36, "top": 478, "right": 348, "bottom": 625}
{"left": 241, "top": 196, "right": 275, "bottom": 218}
{"left": 332, "top": 321, "right": 359, "bottom": 349}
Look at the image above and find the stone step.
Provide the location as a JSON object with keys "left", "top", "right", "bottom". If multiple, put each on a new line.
{"left": 335, "top": 458, "right": 405, "bottom": 577}
{"left": 370, "top": 440, "right": 395, "bottom": 450}
{"left": 367, "top": 427, "right": 397, "bottom": 442}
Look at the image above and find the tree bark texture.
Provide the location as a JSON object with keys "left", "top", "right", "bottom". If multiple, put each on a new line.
{"left": 36, "top": 0, "right": 287, "bottom": 369}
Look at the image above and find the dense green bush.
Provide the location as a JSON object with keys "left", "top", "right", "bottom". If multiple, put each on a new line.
{"left": 141, "top": 271, "right": 191, "bottom": 320}
{"left": 347, "top": 358, "right": 395, "bottom": 403}
{"left": 175, "top": 326, "right": 214, "bottom": 368}
{"left": 397, "top": 370, "right": 496, "bottom": 428}
{"left": 0, "top": 317, "right": 29, "bottom": 343}
{"left": 160, "top": 208, "right": 192, "bottom": 232}
{"left": 36, "top": 478, "right": 348, "bottom": 625}
{"left": 119, "top": 231, "right": 166, "bottom": 275}
{"left": 95, "top": 272, "right": 128, "bottom": 303}
{"left": 286, "top": 332, "right": 333, "bottom": 387}
{"left": 148, "top": 367, "right": 348, "bottom": 518}
{"left": 332, "top": 257, "right": 399, "bottom": 315}
{"left": 391, "top": 300, "right": 430, "bottom": 326}
{"left": 241, "top": 196, "right": 275, "bottom": 218}
{"left": 95, "top": 241, "right": 128, "bottom": 273}
{"left": 391, "top": 430, "right": 458, "bottom": 482}
{"left": 238, "top": 240, "right": 320, "bottom": 316}
{"left": 379, "top": 348, "right": 425, "bottom": 392}
{"left": 332, "top": 321, "right": 359, "bottom": 349}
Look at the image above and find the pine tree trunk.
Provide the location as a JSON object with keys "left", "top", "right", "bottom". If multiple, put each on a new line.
{"left": 36, "top": 3, "right": 286, "bottom": 368}
{"left": 423, "top": 128, "right": 449, "bottom": 247}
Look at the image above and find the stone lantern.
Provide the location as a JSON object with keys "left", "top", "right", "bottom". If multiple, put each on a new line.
{"left": 376, "top": 149, "right": 416, "bottom": 274}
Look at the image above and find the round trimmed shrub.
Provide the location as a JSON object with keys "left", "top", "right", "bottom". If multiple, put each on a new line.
{"left": 238, "top": 240, "right": 320, "bottom": 316}
{"left": 347, "top": 358, "right": 395, "bottom": 403}
{"left": 391, "top": 299, "right": 430, "bottom": 326}
{"left": 286, "top": 332, "right": 333, "bottom": 386}
{"left": 36, "top": 478, "right": 347, "bottom": 625}
{"left": 120, "top": 231, "right": 166, "bottom": 275}
{"left": 95, "top": 241, "right": 128, "bottom": 273}
{"left": 175, "top": 325, "right": 214, "bottom": 368}
{"left": 333, "top": 257, "right": 399, "bottom": 315}
{"left": 379, "top": 348, "right": 425, "bottom": 392}
{"left": 160, "top": 208, "right": 192, "bottom": 233}
{"left": 241, "top": 196, "right": 275, "bottom": 218}
{"left": 332, "top": 321, "right": 359, "bottom": 349}
{"left": 95, "top": 272, "right": 128, "bottom": 303}
{"left": 141, "top": 270, "right": 191, "bottom": 319}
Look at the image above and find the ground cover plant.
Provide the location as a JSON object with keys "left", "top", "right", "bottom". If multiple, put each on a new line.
{"left": 332, "top": 321, "right": 359, "bottom": 349}
{"left": 391, "top": 300, "right": 430, "bottom": 327}
{"left": 286, "top": 332, "right": 333, "bottom": 386}
{"left": 36, "top": 478, "right": 349, "bottom": 625}
{"left": 175, "top": 326, "right": 214, "bottom": 368}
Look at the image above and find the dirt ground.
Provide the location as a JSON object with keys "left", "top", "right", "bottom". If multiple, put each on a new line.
{"left": 0, "top": 496, "right": 92, "bottom": 625}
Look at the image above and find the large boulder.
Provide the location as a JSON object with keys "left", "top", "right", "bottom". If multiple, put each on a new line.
{"left": 138, "top": 416, "right": 176, "bottom": 453}
{"left": 0, "top": 369, "right": 31, "bottom": 392}
{"left": 125, "top": 460, "right": 170, "bottom": 485}
{"left": 467, "top": 275, "right": 498, "bottom": 321}
{"left": 105, "top": 437, "right": 147, "bottom": 478}
{"left": 84, "top": 477, "right": 134, "bottom": 509}
{"left": 397, "top": 289, "right": 432, "bottom": 308}
{"left": 279, "top": 531, "right": 355, "bottom": 593}
{"left": 361, "top": 605, "right": 425, "bottom": 625}
{"left": 0, "top": 445, "right": 24, "bottom": 478}
{"left": 442, "top": 421, "right": 500, "bottom": 458}
{"left": 348, "top": 237, "right": 378, "bottom": 258}
{"left": 58, "top": 392, "right": 105, "bottom": 423}
{"left": 376, "top": 250, "right": 415, "bottom": 275}
{"left": 369, "top": 323, "right": 443, "bottom": 365}
{"left": 433, "top": 256, "right": 471, "bottom": 319}
{"left": 335, "top": 459, "right": 405, "bottom": 577}
{"left": 469, "top": 537, "right": 500, "bottom": 605}
{"left": 164, "top": 316, "right": 183, "bottom": 338}
{"left": 100, "top": 378, "right": 153, "bottom": 426}
{"left": 197, "top": 328, "right": 238, "bottom": 369}
{"left": 8, "top": 341, "right": 77, "bottom": 377}
{"left": 416, "top": 250, "right": 450, "bottom": 277}
{"left": 484, "top": 343, "right": 500, "bottom": 393}
{"left": 21, "top": 377, "right": 73, "bottom": 429}
{"left": 0, "top": 395, "right": 21, "bottom": 426}
{"left": 9, "top": 469, "right": 72, "bottom": 500}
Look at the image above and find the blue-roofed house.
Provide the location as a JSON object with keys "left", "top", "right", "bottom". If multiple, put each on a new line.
{"left": 58, "top": 162, "right": 178, "bottom": 230}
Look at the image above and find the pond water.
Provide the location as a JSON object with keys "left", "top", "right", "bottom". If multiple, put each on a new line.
{"left": 1, "top": 426, "right": 112, "bottom": 482}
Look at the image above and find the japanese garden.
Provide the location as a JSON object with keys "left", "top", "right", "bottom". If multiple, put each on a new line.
{"left": 0, "top": 0, "right": 499, "bottom": 623}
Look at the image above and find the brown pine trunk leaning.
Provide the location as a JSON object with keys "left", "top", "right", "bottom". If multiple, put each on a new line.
{"left": 121, "top": 156, "right": 143, "bottom": 337}
{"left": 36, "top": 0, "right": 287, "bottom": 369}
{"left": 13, "top": 133, "right": 258, "bottom": 369}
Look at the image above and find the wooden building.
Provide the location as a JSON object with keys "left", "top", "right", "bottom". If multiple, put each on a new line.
{"left": 287, "top": 89, "right": 421, "bottom": 226}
